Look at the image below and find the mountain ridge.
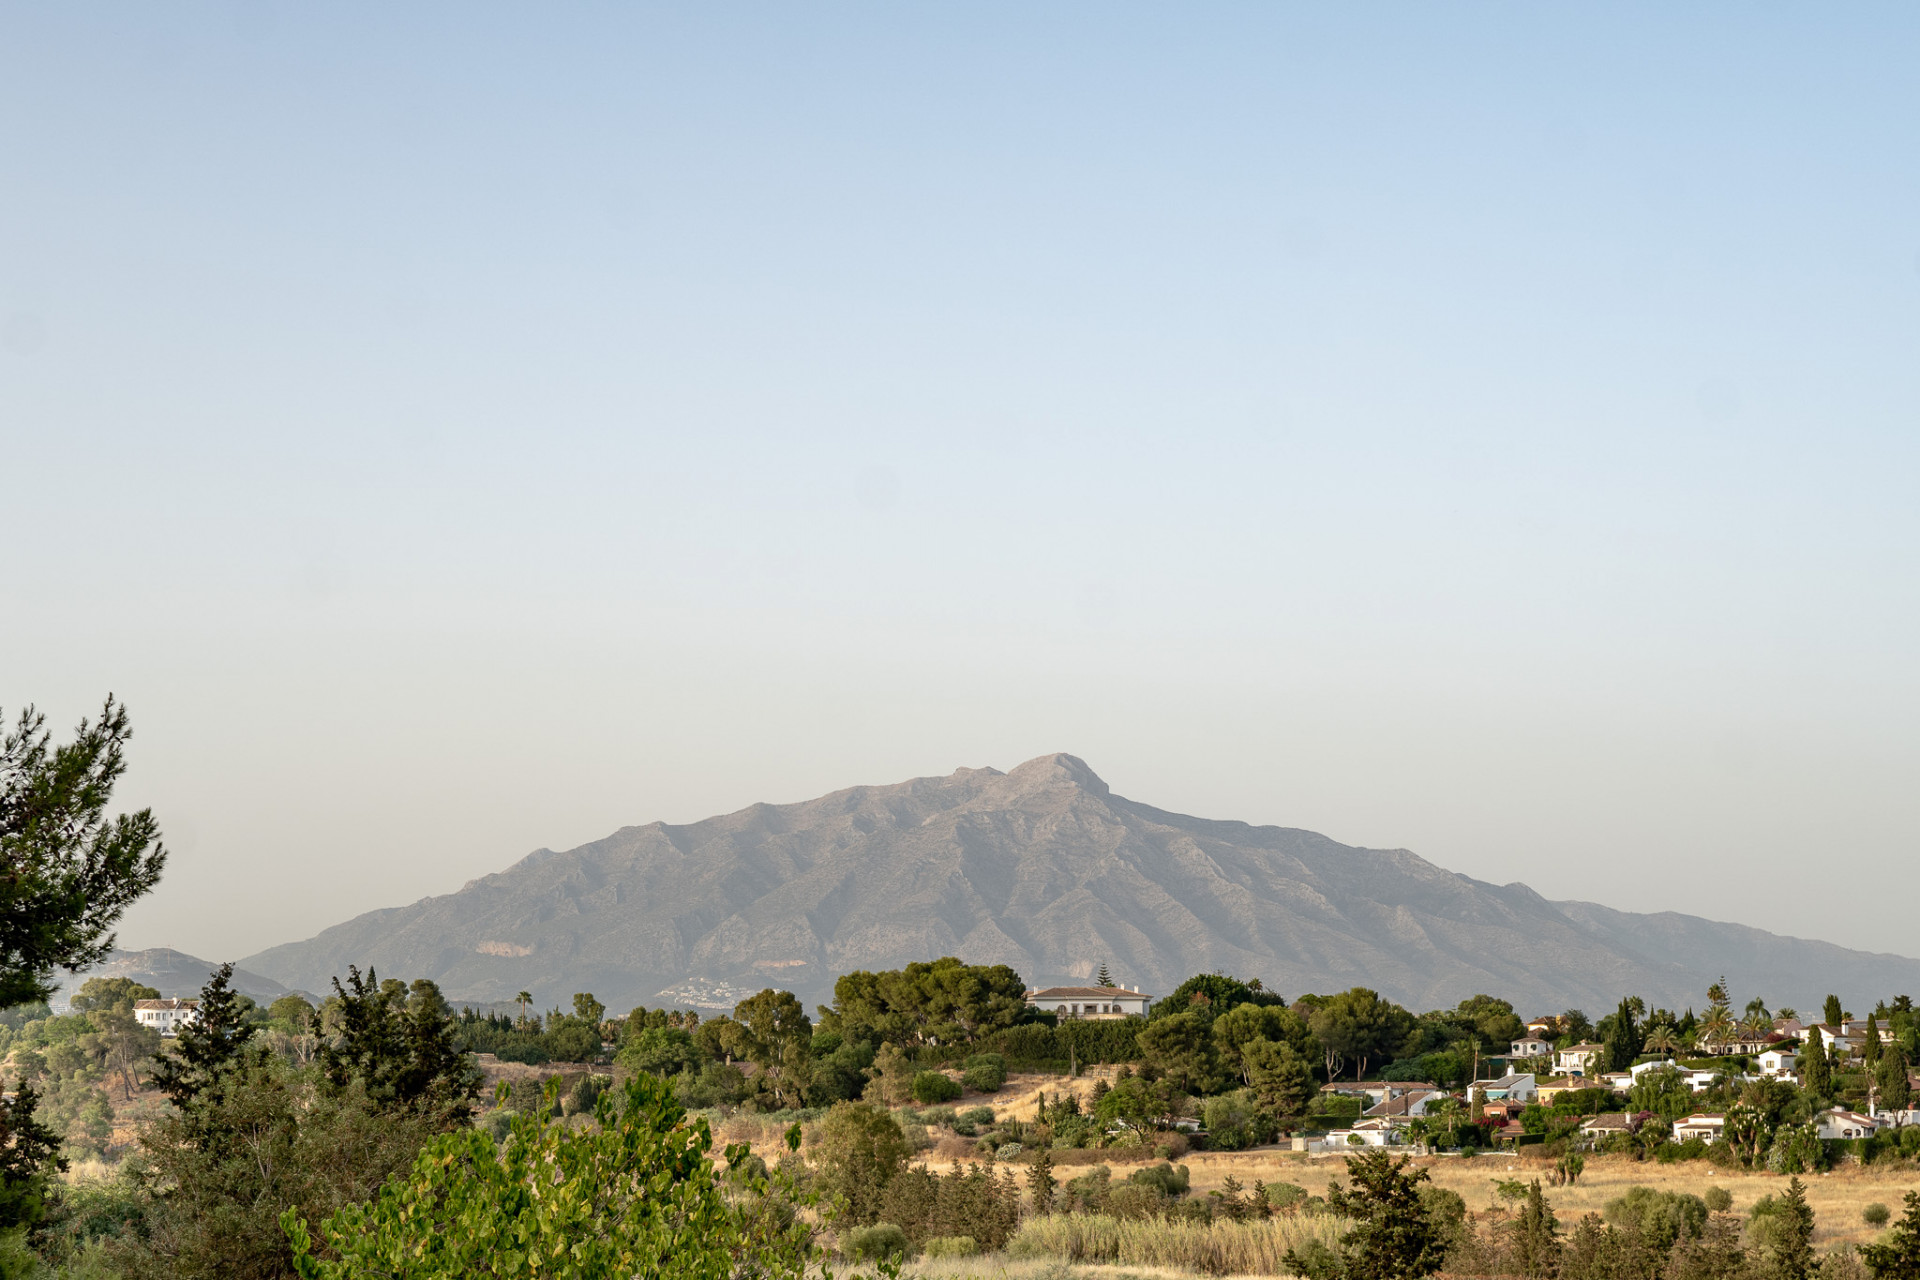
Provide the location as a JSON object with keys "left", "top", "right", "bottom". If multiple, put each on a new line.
{"left": 240, "top": 753, "right": 1920, "bottom": 1014}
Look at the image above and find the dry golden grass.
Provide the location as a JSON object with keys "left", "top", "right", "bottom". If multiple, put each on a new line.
{"left": 1007, "top": 1213, "right": 1346, "bottom": 1276}
{"left": 1175, "top": 1149, "right": 1919, "bottom": 1253}
{"left": 991, "top": 1069, "right": 1123, "bottom": 1123}
{"left": 904, "top": 1261, "right": 1197, "bottom": 1280}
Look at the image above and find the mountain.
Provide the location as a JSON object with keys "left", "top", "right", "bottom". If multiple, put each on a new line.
{"left": 241, "top": 753, "right": 1920, "bottom": 1016}
{"left": 52, "top": 947, "right": 302, "bottom": 1010}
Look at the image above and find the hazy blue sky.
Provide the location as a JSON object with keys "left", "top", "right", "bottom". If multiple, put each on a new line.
{"left": 5, "top": 6, "right": 1917, "bottom": 974}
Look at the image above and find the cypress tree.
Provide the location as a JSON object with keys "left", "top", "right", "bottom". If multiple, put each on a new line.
{"left": 1824, "top": 995, "right": 1844, "bottom": 1028}
{"left": 1878, "top": 1043, "right": 1911, "bottom": 1112}
{"left": 1604, "top": 997, "right": 1641, "bottom": 1072}
{"left": 1771, "top": 1177, "right": 1816, "bottom": 1280}
{"left": 1864, "top": 1014, "right": 1882, "bottom": 1069}
{"left": 1025, "top": 1146, "right": 1055, "bottom": 1214}
{"left": 1803, "top": 1027, "right": 1832, "bottom": 1097}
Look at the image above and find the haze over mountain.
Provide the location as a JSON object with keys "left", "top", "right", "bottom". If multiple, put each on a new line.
{"left": 242, "top": 754, "right": 1920, "bottom": 1015}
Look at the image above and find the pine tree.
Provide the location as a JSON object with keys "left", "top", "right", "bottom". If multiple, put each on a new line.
{"left": 1095, "top": 963, "right": 1115, "bottom": 988}
{"left": 1803, "top": 1027, "right": 1832, "bottom": 1097}
{"left": 149, "top": 962, "right": 265, "bottom": 1112}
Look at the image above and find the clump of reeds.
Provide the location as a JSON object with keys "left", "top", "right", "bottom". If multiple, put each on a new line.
{"left": 1007, "top": 1212, "right": 1347, "bottom": 1276}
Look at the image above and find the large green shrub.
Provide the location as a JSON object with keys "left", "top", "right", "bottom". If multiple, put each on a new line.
{"left": 962, "top": 1053, "right": 1008, "bottom": 1093}
{"left": 846, "top": 1224, "right": 909, "bottom": 1261}
{"left": 911, "top": 1071, "right": 962, "bottom": 1104}
{"left": 284, "top": 1073, "right": 812, "bottom": 1280}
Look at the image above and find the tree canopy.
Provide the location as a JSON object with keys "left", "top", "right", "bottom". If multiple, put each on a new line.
{"left": 0, "top": 698, "right": 168, "bottom": 1007}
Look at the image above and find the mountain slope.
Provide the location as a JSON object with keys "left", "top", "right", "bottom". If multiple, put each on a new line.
{"left": 241, "top": 754, "right": 1920, "bottom": 1014}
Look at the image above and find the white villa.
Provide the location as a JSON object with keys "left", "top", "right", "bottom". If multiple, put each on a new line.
{"left": 1757, "top": 1048, "right": 1800, "bottom": 1078}
{"left": 134, "top": 998, "right": 200, "bottom": 1036}
{"left": 1025, "top": 986, "right": 1151, "bottom": 1020}
{"left": 1509, "top": 1035, "right": 1554, "bottom": 1059}
{"left": 1555, "top": 1042, "right": 1604, "bottom": 1076}
{"left": 1673, "top": 1113, "right": 1726, "bottom": 1144}
{"left": 1813, "top": 1108, "right": 1877, "bottom": 1140}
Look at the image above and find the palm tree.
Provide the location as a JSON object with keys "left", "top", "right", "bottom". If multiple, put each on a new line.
{"left": 1644, "top": 1026, "right": 1680, "bottom": 1058}
{"left": 516, "top": 991, "right": 532, "bottom": 1028}
{"left": 1700, "top": 1006, "right": 1734, "bottom": 1054}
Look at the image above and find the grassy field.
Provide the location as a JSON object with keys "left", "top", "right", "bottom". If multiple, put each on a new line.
{"left": 1174, "top": 1148, "right": 1918, "bottom": 1252}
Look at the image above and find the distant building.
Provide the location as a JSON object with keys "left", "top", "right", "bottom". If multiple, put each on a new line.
{"left": 1510, "top": 1035, "right": 1554, "bottom": 1059}
{"left": 1025, "top": 986, "right": 1151, "bottom": 1020}
{"left": 1673, "top": 1113, "right": 1726, "bottom": 1144}
{"left": 134, "top": 998, "right": 199, "bottom": 1036}
{"left": 1813, "top": 1108, "right": 1877, "bottom": 1140}
{"left": 1555, "top": 1043, "right": 1605, "bottom": 1076}
{"left": 1476, "top": 1073, "right": 1537, "bottom": 1103}
{"left": 1757, "top": 1048, "right": 1799, "bottom": 1078}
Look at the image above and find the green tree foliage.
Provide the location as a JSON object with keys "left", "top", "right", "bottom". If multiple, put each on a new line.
{"left": 1509, "top": 1180, "right": 1560, "bottom": 1278}
{"left": 1878, "top": 1042, "right": 1912, "bottom": 1111}
{"left": 616, "top": 1025, "right": 702, "bottom": 1078}
{"left": 1860, "top": 1190, "right": 1920, "bottom": 1280}
{"left": 0, "top": 1082, "right": 64, "bottom": 1234}
{"left": 284, "top": 1072, "right": 812, "bottom": 1280}
{"left": 961, "top": 1052, "right": 1007, "bottom": 1093}
{"left": 1095, "top": 963, "right": 1115, "bottom": 988}
{"left": 810, "top": 1101, "right": 912, "bottom": 1226}
{"left": 1213, "top": 1002, "right": 1309, "bottom": 1084}
{"left": 112, "top": 1061, "right": 445, "bottom": 1280}
{"left": 73, "top": 976, "right": 164, "bottom": 1099}
{"left": 0, "top": 698, "right": 168, "bottom": 1007}
{"left": 1243, "top": 1037, "right": 1316, "bottom": 1129}
{"left": 1136, "top": 1012, "right": 1225, "bottom": 1094}
{"left": 874, "top": 1162, "right": 1022, "bottom": 1250}
{"left": 1825, "top": 995, "right": 1844, "bottom": 1028}
{"left": 1765, "top": 1177, "right": 1817, "bottom": 1280}
{"left": 911, "top": 1071, "right": 962, "bottom": 1104}
{"left": 1309, "top": 989, "right": 1413, "bottom": 1082}
{"left": 316, "top": 970, "right": 479, "bottom": 1121}
{"left": 1602, "top": 997, "right": 1642, "bottom": 1073}
{"left": 822, "top": 958, "right": 1028, "bottom": 1046}
{"left": 150, "top": 961, "right": 269, "bottom": 1113}
{"left": 1284, "top": 1150, "right": 1447, "bottom": 1280}
{"left": 1798, "top": 1025, "right": 1831, "bottom": 1097}
{"left": 725, "top": 988, "right": 813, "bottom": 1108}
{"left": 1156, "top": 973, "right": 1284, "bottom": 1023}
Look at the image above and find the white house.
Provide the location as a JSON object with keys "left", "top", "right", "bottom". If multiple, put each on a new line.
{"left": 1349, "top": 1081, "right": 1438, "bottom": 1107}
{"left": 1580, "top": 1113, "right": 1636, "bottom": 1141}
{"left": 1813, "top": 1108, "right": 1877, "bottom": 1141}
{"left": 1757, "top": 1048, "right": 1799, "bottom": 1078}
{"left": 1316, "top": 1117, "right": 1408, "bottom": 1150}
{"left": 1476, "top": 1073, "right": 1537, "bottom": 1103}
{"left": 1025, "top": 986, "right": 1151, "bottom": 1020}
{"left": 134, "top": 998, "right": 200, "bottom": 1036}
{"left": 1364, "top": 1089, "right": 1445, "bottom": 1119}
{"left": 1555, "top": 1043, "right": 1604, "bottom": 1076}
{"left": 1673, "top": 1113, "right": 1726, "bottom": 1144}
{"left": 1510, "top": 1036, "right": 1554, "bottom": 1059}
